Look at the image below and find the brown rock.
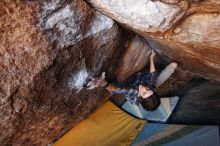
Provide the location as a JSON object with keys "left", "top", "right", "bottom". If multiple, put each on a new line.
{"left": 117, "top": 36, "right": 151, "bottom": 82}
{"left": 87, "top": 0, "right": 187, "bottom": 36}
{"left": 0, "top": 0, "right": 126, "bottom": 145}
{"left": 87, "top": 0, "right": 220, "bottom": 81}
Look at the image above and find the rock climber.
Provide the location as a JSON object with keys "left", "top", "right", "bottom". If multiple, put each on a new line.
{"left": 87, "top": 50, "right": 178, "bottom": 111}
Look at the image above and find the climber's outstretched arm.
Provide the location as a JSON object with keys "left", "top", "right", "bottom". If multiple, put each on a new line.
{"left": 105, "top": 83, "right": 117, "bottom": 93}
{"left": 86, "top": 72, "right": 129, "bottom": 95}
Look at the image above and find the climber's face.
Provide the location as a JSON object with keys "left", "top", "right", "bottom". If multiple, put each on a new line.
{"left": 138, "top": 85, "right": 153, "bottom": 99}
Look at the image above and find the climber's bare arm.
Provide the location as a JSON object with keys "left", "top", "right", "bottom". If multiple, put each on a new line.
{"left": 106, "top": 83, "right": 129, "bottom": 95}
{"left": 150, "top": 50, "right": 156, "bottom": 73}
{"left": 87, "top": 73, "right": 124, "bottom": 94}
{"left": 105, "top": 83, "right": 117, "bottom": 94}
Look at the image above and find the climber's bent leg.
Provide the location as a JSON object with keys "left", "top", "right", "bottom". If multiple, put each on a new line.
{"left": 156, "top": 62, "right": 177, "bottom": 87}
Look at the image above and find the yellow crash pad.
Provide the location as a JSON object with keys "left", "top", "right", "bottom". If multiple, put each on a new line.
{"left": 54, "top": 101, "right": 146, "bottom": 146}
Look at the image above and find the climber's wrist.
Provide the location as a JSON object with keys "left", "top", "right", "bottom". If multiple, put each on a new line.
{"left": 101, "top": 81, "right": 109, "bottom": 88}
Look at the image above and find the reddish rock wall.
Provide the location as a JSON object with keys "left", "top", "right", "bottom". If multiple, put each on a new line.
{"left": 0, "top": 0, "right": 127, "bottom": 145}
{"left": 1, "top": 0, "right": 220, "bottom": 145}
{"left": 87, "top": 0, "right": 220, "bottom": 81}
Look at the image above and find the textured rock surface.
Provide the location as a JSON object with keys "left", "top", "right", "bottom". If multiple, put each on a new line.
{"left": 87, "top": 0, "right": 188, "bottom": 36}
{"left": 0, "top": 0, "right": 126, "bottom": 145}
{"left": 1, "top": 0, "right": 220, "bottom": 145}
{"left": 87, "top": 0, "right": 220, "bottom": 81}
{"left": 117, "top": 36, "right": 151, "bottom": 82}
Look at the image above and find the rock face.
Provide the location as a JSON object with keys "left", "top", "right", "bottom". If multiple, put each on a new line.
{"left": 117, "top": 36, "right": 151, "bottom": 82}
{"left": 87, "top": 0, "right": 220, "bottom": 81}
{"left": 0, "top": 0, "right": 127, "bottom": 145}
{"left": 87, "top": 0, "right": 188, "bottom": 36}
{"left": 1, "top": 0, "right": 220, "bottom": 145}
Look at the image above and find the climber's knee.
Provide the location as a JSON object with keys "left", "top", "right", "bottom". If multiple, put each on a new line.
{"left": 169, "top": 62, "right": 178, "bottom": 70}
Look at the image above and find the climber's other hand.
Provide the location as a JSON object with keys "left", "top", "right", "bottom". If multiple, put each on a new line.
{"left": 87, "top": 72, "right": 107, "bottom": 90}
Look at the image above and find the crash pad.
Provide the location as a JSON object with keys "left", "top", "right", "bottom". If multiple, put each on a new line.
{"left": 54, "top": 101, "right": 146, "bottom": 146}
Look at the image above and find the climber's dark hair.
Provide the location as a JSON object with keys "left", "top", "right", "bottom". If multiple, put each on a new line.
{"left": 140, "top": 93, "right": 160, "bottom": 111}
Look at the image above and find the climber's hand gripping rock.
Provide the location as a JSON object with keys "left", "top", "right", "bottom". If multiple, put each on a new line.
{"left": 87, "top": 72, "right": 108, "bottom": 90}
